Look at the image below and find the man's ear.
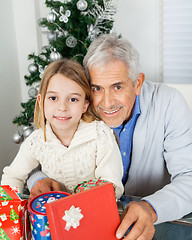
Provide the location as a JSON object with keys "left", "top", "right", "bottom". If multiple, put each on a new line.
{"left": 83, "top": 100, "right": 90, "bottom": 113}
{"left": 134, "top": 73, "right": 145, "bottom": 95}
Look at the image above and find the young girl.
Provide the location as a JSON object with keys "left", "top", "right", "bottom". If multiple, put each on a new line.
{"left": 1, "top": 59, "right": 124, "bottom": 198}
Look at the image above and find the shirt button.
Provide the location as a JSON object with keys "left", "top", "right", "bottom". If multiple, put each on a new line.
{"left": 123, "top": 129, "right": 126, "bottom": 132}
{"left": 123, "top": 152, "right": 126, "bottom": 156}
{"left": 56, "top": 169, "right": 62, "bottom": 174}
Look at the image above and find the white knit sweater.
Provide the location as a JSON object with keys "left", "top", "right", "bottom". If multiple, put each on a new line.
{"left": 1, "top": 120, "right": 124, "bottom": 198}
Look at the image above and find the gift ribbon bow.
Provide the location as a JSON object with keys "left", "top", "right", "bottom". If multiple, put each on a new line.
{"left": 62, "top": 205, "right": 83, "bottom": 231}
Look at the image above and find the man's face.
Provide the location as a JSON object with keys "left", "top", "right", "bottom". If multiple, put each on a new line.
{"left": 89, "top": 61, "right": 144, "bottom": 128}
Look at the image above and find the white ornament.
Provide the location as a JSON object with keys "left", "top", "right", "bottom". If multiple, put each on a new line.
{"left": 35, "top": 84, "right": 40, "bottom": 92}
{"left": 50, "top": 50, "right": 62, "bottom": 62}
{"left": 39, "top": 65, "right": 46, "bottom": 78}
{"left": 47, "top": 12, "right": 57, "bottom": 23}
{"left": 66, "top": 36, "right": 77, "bottom": 48}
{"left": 59, "top": 6, "right": 71, "bottom": 23}
{"left": 47, "top": 32, "right": 57, "bottom": 42}
{"left": 28, "top": 87, "right": 38, "bottom": 98}
{"left": 13, "top": 132, "right": 24, "bottom": 144}
{"left": 77, "top": 0, "right": 88, "bottom": 11}
{"left": 62, "top": 205, "right": 83, "bottom": 231}
{"left": 23, "top": 127, "right": 33, "bottom": 138}
{"left": 28, "top": 63, "right": 38, "bottom": 74}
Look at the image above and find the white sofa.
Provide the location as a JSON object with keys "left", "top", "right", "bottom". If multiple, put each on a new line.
{"left": 166, "top": 84, "right": 192, "bottom": 111}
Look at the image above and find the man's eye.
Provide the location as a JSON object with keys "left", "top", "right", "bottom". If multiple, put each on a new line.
{"left": 92, "top": 86, "right": 101, "bottom": 92}
{"left": 49, "top": 96, "right": 57, "bottom": 101}
{"left": 69, "top": 98, "right": 78, "bottom": 102}
{"left": 114, "top": 85, "right": 122, "bottom": 90}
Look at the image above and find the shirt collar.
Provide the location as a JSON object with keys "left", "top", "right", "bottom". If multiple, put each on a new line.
{"left": 113, "top": 95, "right": 141, "bottom": 130}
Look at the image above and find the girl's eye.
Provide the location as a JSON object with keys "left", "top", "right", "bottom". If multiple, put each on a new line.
{"left": 69, "top": 98, "right": 78, "bottom": 102}
{"left": 49, "top": 96, "right": 57, "bottom": 101}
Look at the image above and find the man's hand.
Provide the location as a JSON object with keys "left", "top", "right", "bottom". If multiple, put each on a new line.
{"left": 116, "top": 201, "right": 156, "bottom": 240}
{"left": 29, "top": 178, "right": 61, "bottom": 200}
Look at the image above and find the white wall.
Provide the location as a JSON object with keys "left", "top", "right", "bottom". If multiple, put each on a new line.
{"left": 114, "top": 0, "right": 161, "bottom": 82}
{"left": 0, "top": 1, "right": 21, "bottom": 176}
{"left": 0, "top": 0, "right": 160, "bottom": 177}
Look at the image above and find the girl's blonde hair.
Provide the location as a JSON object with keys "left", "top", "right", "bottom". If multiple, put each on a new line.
{"left": 34, "top": 59, "right": 97, "bottom": 141}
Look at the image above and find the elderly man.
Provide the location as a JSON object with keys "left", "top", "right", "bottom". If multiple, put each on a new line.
{"left": 28, "top": 34, "right": 192, "bottom": 240}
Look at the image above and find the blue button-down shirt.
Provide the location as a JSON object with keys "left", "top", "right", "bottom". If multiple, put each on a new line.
{"left": 113, "top": 96, "right": 141, "bottom": 185}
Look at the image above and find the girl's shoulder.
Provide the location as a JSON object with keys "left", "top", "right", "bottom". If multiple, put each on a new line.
{"left": 22, "top": 128, "right": 44, "bottom": 146}
{"left": 94, "top": 120, "right": 116, "bottom": 142}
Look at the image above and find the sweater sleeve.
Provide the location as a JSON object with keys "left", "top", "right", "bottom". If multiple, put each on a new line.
{"left": 142, "top": 88, "right": 192, "bottom": 224}
{"left": 1, "top": 137, "right": 39, "bottom": 194}
{"left": 94, "top": 121, "right": 124, "bottom": 199}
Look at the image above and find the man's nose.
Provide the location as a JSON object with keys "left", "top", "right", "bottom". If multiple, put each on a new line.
{"left": 102, "top": 90, "right": 114, "bottom": 109}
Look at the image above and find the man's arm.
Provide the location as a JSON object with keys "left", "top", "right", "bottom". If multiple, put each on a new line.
{"left": 27, "top": 166, "right": 60, "bottom": 200}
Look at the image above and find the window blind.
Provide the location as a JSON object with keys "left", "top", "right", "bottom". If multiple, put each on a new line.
{"left": 163, "top": 0, "right": 192, "bottom": 83}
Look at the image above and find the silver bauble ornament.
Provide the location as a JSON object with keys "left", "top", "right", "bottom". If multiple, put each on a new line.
{"left": 47, "top": 12, "right": 57, "bottom": 23}
{"left": 50, "top": 51, "right": 62, "bottom": 62}
{"left": 13, "top": 132, "right": 24, "bottom": 144}
{"left": 35, "top": 84, "right": 40, "bottom": 92}
{"left": 28, "top": 63, "right": 38, "bottom": 73}
{"left": 66, "top": 36, "right": 77, "bottom": 48}
{"left": 28, "top": 87, "right": 38, "bottom": 98}
{"left": 77, "top": 0, "right": 88, "bottom": 11}
{"left": 23, "top": 127, "right": 33, "bottom": 138}
{"left": 47, "top": 32, "right": 57, "bottom": 42}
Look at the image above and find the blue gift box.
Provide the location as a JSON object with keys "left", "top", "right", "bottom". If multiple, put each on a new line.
{"left": 28, "top": 191, "right": 70, "bottom": 240}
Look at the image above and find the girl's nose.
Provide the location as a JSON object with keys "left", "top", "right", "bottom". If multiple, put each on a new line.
{"left": 59, "top": 101, "right": 67, "bottom": 111}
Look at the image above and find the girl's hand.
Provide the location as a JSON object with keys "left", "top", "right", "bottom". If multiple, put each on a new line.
{"left": 29, "top": 177, "right": 61, "bottom": 200}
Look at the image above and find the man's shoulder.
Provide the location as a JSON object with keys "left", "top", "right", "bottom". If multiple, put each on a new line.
{"left": 141, "top": 81, "right": 180, "bottom": 104}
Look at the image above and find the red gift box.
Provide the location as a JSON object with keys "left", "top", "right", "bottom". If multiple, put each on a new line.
{"left": 46, "top": 183, "right": 120, "bottom": 240}
{"left": 0, "top": 185, "right": 31, "bottom": 240}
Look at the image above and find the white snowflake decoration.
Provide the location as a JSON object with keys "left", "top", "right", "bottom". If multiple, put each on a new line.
{"left": 62, "top": 205, "right": 83, "bottom": 231}
{"left": 11, "top": 226, "right": 20, "bottom": 235}
{"left": 84, "top": 0, "right": 117, "bottom": 40}
{"left": 11, "top": 186, "right": 19, "bottom": 192}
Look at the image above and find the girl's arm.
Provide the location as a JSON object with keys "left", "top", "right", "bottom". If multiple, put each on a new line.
{"left": 95, "top": 121, "right": 124, "bottom": 199}
{"left": 1, "top": 139, "right": 39, "bottom": 194}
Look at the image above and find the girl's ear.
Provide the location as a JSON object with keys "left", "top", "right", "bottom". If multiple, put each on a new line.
{"left": 83, "top": 100, "right": 89, "bottom": 113}
{"left": 37, "top": 94, "right": 42, "bottom": 108}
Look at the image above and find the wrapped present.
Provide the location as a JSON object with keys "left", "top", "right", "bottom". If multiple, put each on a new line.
{"left": 46, "top": 183, "right": 120, "bottom": 240}
{"left": 28, "top": 191, "right": 70, "bottom": 240}
{"left": 73, "top": 179, "right": 117, "bottom": 194}
{"left": 0, "top": 185, "right": 31, "bottom": 240}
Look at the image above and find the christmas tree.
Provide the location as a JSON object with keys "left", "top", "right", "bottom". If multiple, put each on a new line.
{"left": 12, "top": 0, "right": 117, "bottom": 144}
{"left": 0, "top": 187, "right": 12, "bottom": 201}
{"left": 0, "top": 227, "right": 10, "bottom": 240}
{"left": 10, "top": 208, "right": 19, "bottom": 222}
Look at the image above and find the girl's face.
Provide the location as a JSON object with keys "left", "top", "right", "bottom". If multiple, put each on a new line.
{"left": 38, "top": 73, "right": 89, "bottom": 138}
